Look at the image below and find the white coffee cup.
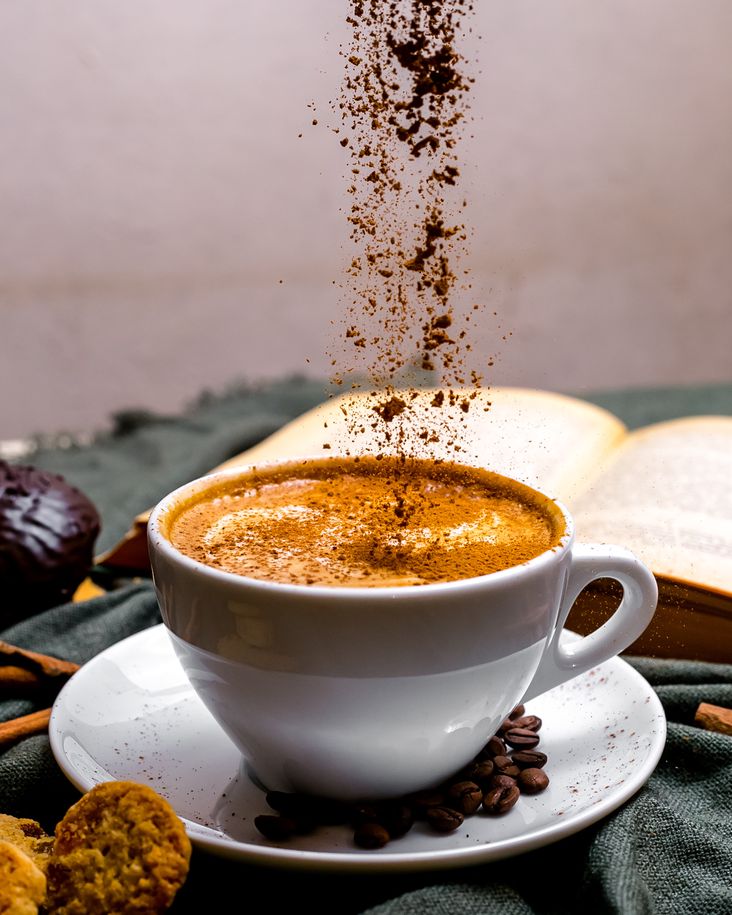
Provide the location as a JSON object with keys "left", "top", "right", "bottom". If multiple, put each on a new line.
{"left": 147, "top": 459, "right": 658, "bottom": 801}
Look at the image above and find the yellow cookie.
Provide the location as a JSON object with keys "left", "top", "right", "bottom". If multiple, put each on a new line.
{"left": 0, "top": 814, "right": 53, "bottom": 872}
{"left": 46, "top": 781, "right": 192, "bottom": 915}
{"left": 0, "top": 839, "right": 46, "bottom": 915}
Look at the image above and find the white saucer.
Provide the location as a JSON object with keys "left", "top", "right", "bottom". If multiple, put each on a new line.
{"left": 49, "top": 624, "right": 666, "bottom": 874}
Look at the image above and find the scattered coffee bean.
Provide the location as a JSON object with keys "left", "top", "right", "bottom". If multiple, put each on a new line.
{"left": 405, "top": 789, "right": 445, "bottom": 818}
{"left": 291, "top": 815, "right": 318, "bottom": 835}
{"left": 354, "top": 822, "right": 391, "bottom": 849}
{"left": 350, "top": 803, "right": 381, "bottom": 827}
{"left": 445, "top": 780, "right": 483, "bottom": 816}
{"left": 265, "top": 791, "right": 349, "bottom": 828}
{"left": 510, "top": 749, "right": 548, "bottom": 770}
{"left": 378, "top": 801, "right": 415, "bottom": 838}
{"left": 254, "top": 708, "right": 551, "bottom": 847}
{"left": 254, "top": 815, "right": 298, "bottom": 841}
{"left": 466, "top": 759, "right": 495, "bottom": 785}
{"left": 518, "top": 768, "right": 550, "bottom": 794}
{"left": 483, "top": 735, "right": 507, "bottom": 757}
{"left": 264, "top": 794, "right": 321, "bottom": 833}
{"left": 425, "top": 805, "right": 464, "bottom": 833}
{"left": 510, "top": 715, "right": 542, "bottom": 733}
{"left": 492, "top": 755, "right": 521, "bottom": 778}
{"left": 310, "top": 796, "right": 351, "bottom": 825}
{"left": 265, "top": 790, "right": 306, "bottom": 816}
{"left": 489, "top": 773, "right": 518, "bottom": 791}
{"left": 482, "top": 783, "right": 520, "bottom": 815}
{"left": 265, "top": 790, "right": 331, "bottom": 822}
{"left": 503, "top": 727, "right": 541, "bottom": 749}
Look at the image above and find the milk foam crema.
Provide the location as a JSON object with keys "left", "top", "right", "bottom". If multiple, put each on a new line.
{"left": 166, "top": 457, "right": 565, "bottom": 587}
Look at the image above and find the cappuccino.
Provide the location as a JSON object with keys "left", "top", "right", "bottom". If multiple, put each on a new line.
{"left": 165, "top": 457, "right": 564, "bottom": 587}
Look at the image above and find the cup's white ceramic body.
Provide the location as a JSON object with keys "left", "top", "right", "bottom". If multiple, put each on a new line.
{"left": 148, "top": 460, "right": 658, "bottom": 801}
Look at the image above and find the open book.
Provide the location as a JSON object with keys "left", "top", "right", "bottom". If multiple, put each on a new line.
{"left": 100, "top": 386, "right": 732, "bottom": 663}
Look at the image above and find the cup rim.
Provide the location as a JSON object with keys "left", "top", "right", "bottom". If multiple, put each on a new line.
{"left": 147, "top": 455, "right": 575, "bottom": 598}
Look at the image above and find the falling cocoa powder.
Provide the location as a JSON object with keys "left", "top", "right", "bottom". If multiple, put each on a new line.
{"left": 330, "top": 1, "right": 483, "bottom": 421}
{"left": 312, "top": 0, "right": 498, "bottom": 531}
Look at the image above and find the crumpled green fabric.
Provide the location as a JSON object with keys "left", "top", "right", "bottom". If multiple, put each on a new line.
{"left": 1, "top": 379, "right": 731, "bottom": 914}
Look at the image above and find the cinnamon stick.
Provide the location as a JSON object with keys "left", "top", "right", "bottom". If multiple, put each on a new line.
{"left": 0, "top": 666, "right": 43, "bottom": 690}
{"left": 0, "top": 708, "right": 52, "bottom": 749}
{"left": 695, "top": 702, "right": 732, "bottom": 736}
{"left": 0, "top": 640, "right": 79, "bottom": 680}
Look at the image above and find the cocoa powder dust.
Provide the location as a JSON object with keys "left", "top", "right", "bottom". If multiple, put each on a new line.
{"left": 327, "top": 0, "right": 485, "bottom": 456}
{"left": 313, "top": 0, "right": 497, "bottom": 533}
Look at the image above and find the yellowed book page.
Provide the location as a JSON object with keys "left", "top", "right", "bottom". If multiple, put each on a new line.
{"left": 214, "top": 386, "right": 626, "bottom": 501}
{"left": 572, "top": 416, "right": 732, "bottom": 595}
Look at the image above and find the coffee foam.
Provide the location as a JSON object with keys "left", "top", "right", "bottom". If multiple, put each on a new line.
{"left": 167, "top": 457, "right": 565, "bottom": 588}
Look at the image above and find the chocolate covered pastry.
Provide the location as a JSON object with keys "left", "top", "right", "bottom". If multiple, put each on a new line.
{"left": 0, "top": 461, "right": 101, "bottom": 624}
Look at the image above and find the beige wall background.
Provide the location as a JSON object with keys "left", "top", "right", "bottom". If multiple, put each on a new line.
{"left": 2, "top": 0, "right": 731, "bottom": 440}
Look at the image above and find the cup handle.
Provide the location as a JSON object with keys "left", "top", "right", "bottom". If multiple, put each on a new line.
{"left": 522, "top": 544, "right": 658, "bottom": 702}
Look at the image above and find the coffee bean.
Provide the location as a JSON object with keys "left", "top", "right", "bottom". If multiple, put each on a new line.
{"left": 255, "top": 710, "right": 552, "bottom": 847}
{"left": 492, "top": 755, "right": 520, "bottom": 778}
{"left": 349, "top": 803, "right": 380, "bottom": 827}
{"left": 482, "top": 783, "right": 520, "bottom": 815}
{"left": 482, "top": 735, "right": 507, "bottom": 758}
{"left": 291, "top": 816, "right": 318, "bottom": 835}
{"left": 265, "top": 790, "right": 306, "bottom": 816}
{"left": 405, "top": 789, "right": 445, "bottom": 818}
{"left": 466, "top": 759, "right": 495, "bottom": 786}
{"left": 518, "top": 768, "right": 550, "bottom": 794}
{"left": 254, "top": 815, "right": 298, "bottom": 841}
{"left": 445, "top": 780, "right": 483, "bottom": 816}
{"left": 267, "top": 791, "right": 349, "bottom": 825}
{"left": 510, "top": 749, "right": 548, "bottom": 770}
{"left": 311, "top": 796, "right": 351, "bottom": 825}
{"left": 503, "top": 727, "right": 541, "bottom": 749}
{"left": 489, "top": 773, "right": 518, "bottom": 791}
{"left": 377, "top": 802, "right": 415, "bottom": 838}
{"left": 354, "top": 822, "right": 391, "bottom": 848}
{"left": 266, "top": 791, "right": 320, "bottom": 820}
{"left": 510, "top": 715, "right": 542, "bottom": 733}
{"left": 425, "top": 806, "right": 464, "bottom": 833}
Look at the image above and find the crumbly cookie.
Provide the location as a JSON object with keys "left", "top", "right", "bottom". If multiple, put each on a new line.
{"left": 0, "top": 814, "right": 54, "bottom": 872}
{"left": 45, "top": 780, "right": 192, "bottom": 915}
{"left": 0, "top": 839, "right": 47, "bottom": 915}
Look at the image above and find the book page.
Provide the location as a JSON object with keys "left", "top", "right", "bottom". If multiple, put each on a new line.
{"left": 571, "top": 416, "right": 732, "bottom": 596}
{"left": 214, "top": 386, "right": 627, "bottom": 500}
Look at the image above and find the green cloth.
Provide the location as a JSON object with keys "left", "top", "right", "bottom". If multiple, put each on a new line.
{"left": 2, "top": 379, "right": 732, "bottom": 914}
